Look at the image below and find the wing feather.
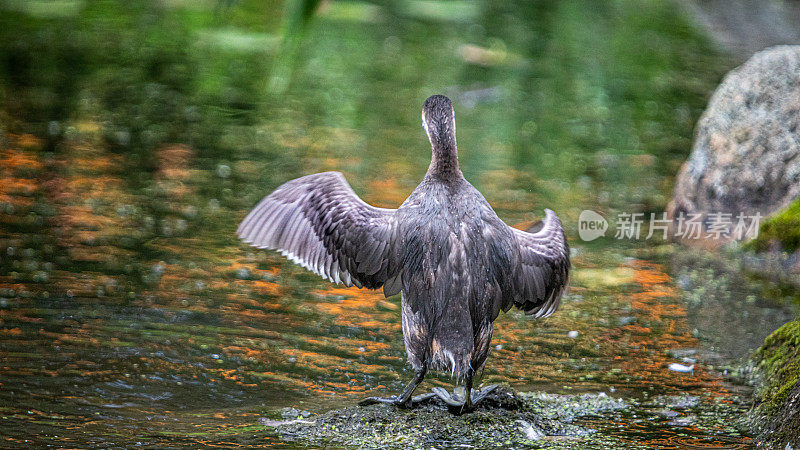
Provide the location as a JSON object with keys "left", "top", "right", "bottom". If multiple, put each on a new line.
{"left": 510, "top": 209, "right": 570, "bottom": 318}
{"left": 237, "top": 171, "right": 400, "bottom": 292}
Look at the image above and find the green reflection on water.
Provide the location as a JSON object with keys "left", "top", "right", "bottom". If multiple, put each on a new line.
{"left": 0, "top": 0, "right": 778, "bottom": 447}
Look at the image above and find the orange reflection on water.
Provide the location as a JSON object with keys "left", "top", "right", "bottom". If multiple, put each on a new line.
{"left": 633, "top": 267, "right": 672, "bottom": 286}
{"left": 0, "top": 137, "right": 44, "bottom": 210}
{"left": 603, "top": 261, "right": 723, "bottom": 392}
{"left": 157, "top": 145, "right": 194, "bottom": 180}
{"left": 311, "top": 285, "right": 401, "bottom": 333}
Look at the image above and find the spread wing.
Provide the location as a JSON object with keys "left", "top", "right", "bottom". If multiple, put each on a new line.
{"left": 509, "top": 209, "right": 570, "bottom": 318}
{"left": 237, "top": 171, "right": 401, "bottom": 295}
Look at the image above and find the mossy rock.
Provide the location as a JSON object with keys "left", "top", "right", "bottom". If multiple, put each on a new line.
{"left": 751, "top": 318, "right": 800, "bottom": 446}
{"left": 264, "top": 388, "right": 630, "bottom": 448}
{"left": 749, "top": 197, "right": 800, "bottom": 254}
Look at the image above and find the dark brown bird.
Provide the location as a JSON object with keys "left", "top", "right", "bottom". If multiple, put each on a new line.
{"left": 237, "top": 95, "right": 570, "bottom": 411}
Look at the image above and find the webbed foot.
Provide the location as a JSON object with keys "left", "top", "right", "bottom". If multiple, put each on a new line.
{"left": 432, "top": 384, "right": 499, "bottom": 413}
{"left": 471, "top": 384, "right": 499, "bottom": 404}
{"left": 358, "top": 392, "right": 436, "bottom": 408}
{"left": 358, "top": 395, "right": 408, "bottom": 408}
{"left": 358, "top": 367, "right": 429, "bottom": 408}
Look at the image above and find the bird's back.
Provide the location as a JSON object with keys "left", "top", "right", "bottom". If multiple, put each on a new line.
{"left": 396, "top": 176, "right": 519, "bottom": 375}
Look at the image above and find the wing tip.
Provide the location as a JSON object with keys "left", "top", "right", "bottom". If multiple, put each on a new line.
{"left": 543, "top": 208, "right": 559, "bottom": 224}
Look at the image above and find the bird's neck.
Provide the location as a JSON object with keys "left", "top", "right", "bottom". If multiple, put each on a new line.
{"left": 427, "top": 139, "right": 461, "bottom": 179}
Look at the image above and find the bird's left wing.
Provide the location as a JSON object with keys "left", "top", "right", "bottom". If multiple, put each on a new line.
{"left": 237, "top": 171, "right": 401, "bottom": 295}
{"left": 508, "top": 209, "right": 570, "bottom": 318}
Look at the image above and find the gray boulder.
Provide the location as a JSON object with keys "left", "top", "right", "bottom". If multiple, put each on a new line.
{"left": 670, "top": 45, "right": 800, "bottom": 230}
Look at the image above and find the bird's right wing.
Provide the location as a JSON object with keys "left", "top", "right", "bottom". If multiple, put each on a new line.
{"left": 237, "top": 171, "right": 402, "bottom": 296}
{"left": 509, "top": 209, "right": 570, "bottom": 318}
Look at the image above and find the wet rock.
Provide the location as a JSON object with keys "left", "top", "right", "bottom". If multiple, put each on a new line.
{"left": 654, "top": 409, "right": 679, "bottom": 419}
{"left": 673, "top": 396, "right": 700, "bottom": 408}
{"left": 516, "top": 419, "right": 544, "bottom": 440}
{"left": 152, "top": 263, "right": 166, "bottom": 276}
{"left": 268, "top": 388, "right": 627, "bottom": 448}
{"left": 749, "top": 318, "right": 800, "bottom": 447}
{"left": 182, "top": 205, "right": 198, "bottom": 218}
{"left": 260, "top": 417, "right": 314, "bottom": 427}
{"left": 523, "top": 392, "right": 628, "bottom": 422}
{"left": 652, "top": 395, "right": 700, "bottom": 409}
{"left": 668, "top": 415, "right": 697, "bottom": 427}
{"left": 175, "top": 218, "right": 188, "bottom": 233}
{"left": 617, "top": 316, "right": 637, "bottom": 326}
{"left": 280, "top": 407, "right": 312, "bottom": 419}
{"left": 669, "top": 45, "right": 800, "bottom": 241}
{"left": 677, "top": 272, "right": 692, "bottom": 289}
{"left": 482, "top": 386, "right": 525, "bottom": 411}
{"left": 216, "top": 164, "right": 231, "bottom": 178}
{"left": 234, "top": 268, "right": 251, "bottom": 280}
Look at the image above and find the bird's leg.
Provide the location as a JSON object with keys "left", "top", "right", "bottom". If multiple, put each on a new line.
{"left": 359, "top": 366, "right": 427, "bottom": 408}
{"left": 460, "top": 368, "right": 475, "bottom": 414}
{"left": 395, "top": 366, "right": 427, "bottom": 406}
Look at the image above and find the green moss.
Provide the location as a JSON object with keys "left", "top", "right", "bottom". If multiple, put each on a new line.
{"left": 749, "top": 198, "right": 800, "bottom": 253}
{"left": 757, "top": 319, "right": 800, "bottom": 409}
{"left": 751, "top": 318, "right": 800, "bottom": 446}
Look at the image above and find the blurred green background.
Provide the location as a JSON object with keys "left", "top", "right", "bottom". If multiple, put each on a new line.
{"left": 0, "top": 0, "right": 724, "bottom": 216}
{"left": 1, "top": 0, "right": 763, "bottom": 447}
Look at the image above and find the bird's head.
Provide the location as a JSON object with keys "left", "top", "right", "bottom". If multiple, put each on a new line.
{"left": 422, "top": 95, "right": 457, "bottom": 155}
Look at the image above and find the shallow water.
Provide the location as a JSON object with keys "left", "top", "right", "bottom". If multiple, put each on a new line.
{"left": 0, "top": 0, "right": 797, "bottom": 447}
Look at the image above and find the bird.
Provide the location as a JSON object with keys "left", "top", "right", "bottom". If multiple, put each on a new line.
{"left": 237, "top": 95, "right": 570, "bottom": 412}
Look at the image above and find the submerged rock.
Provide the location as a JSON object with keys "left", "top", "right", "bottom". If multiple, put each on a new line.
{"left": 669, "top": 45, "right": 800, "bottom": 241}
{"left": 650, "top": 395, "right": 700, "bottom": 409}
